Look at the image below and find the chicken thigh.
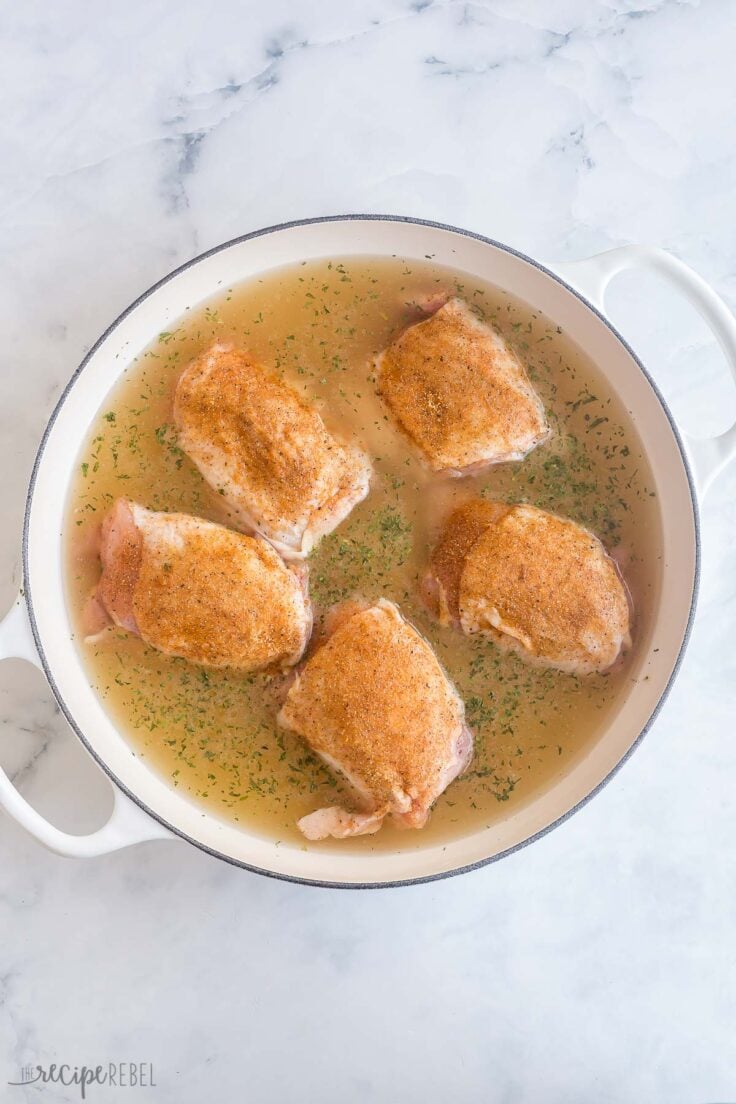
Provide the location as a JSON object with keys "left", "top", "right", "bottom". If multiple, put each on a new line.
{"left": 173, "top": 342, "right": 372, "bottom": 558}
{"left": 86, "top": 499, "right": 311, "bottom": 671}
{"left": 376, "top": 298, "right": 550, "bottom": 473}
{"left": 278, "top": 599, "right": 472, "bottom": 840}
{"left": 424, "top": 500, "right": 631, "bottom": 675}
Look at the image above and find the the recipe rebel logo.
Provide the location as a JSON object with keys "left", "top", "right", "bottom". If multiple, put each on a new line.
{"left": 8, "top": 1062, "right": 156, "bottom": 1098}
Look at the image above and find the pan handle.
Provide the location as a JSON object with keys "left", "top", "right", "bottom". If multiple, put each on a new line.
{"left": 551, "top": 245, "right": 736, "bottom": 498}
{"left": 0, "top": 595, "right": 174, "bottom": 856}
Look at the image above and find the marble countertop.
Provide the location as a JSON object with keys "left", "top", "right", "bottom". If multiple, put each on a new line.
{"left": 2, "top": 1, "right": 736, "bottom": 1100}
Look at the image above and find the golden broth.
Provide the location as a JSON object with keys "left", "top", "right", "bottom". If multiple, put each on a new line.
{"left": 65, "top": 257, "right": 662, "bottom": 853}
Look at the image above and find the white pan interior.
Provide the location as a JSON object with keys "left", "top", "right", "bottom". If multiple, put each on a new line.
{"left": 24, "top": 218, "right": 697, "bottom": 885}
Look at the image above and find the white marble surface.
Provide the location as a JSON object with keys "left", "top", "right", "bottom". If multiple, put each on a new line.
{"left": 2, "top": 1, "right": 736, "bottom": 1100}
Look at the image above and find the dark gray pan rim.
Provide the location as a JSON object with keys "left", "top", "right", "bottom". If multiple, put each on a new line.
{"left": 21, "top": 214, "right": 701, "bottom": 889}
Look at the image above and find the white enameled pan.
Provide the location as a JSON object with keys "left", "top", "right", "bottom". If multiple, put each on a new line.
{"left": 2, "top": 216, "right": 736, "bottom": 887}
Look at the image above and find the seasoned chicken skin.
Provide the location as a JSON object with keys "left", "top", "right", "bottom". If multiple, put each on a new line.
{"left": 86, "top": 499, "right": 311, "bottom": 671}
{"left": 173, "top": 342, "right": 371, "bottom": 557}
{"left": 424, "top": 500, "right": 631, "bottom": 675}
{"left": 376, "top": 298, "right": 549, "bottom": 473}
{"left": 278, "top": 599, "right": 472, "bottom": 840}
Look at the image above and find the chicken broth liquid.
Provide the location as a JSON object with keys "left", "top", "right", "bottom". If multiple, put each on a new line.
{"left": 65, "top": 257, "right": 662, "bottom": 852}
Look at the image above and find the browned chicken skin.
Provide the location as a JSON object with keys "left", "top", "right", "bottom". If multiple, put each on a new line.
{"left": 278, "top": 599, "right": 472, "bottom": 840}
{"left": 173, "top": 342, "right": 372, "bottom": 558}
{"left": 87, "top": 499, "right": 311, "bottom": 672}
{"left": 376, "top": 298, "right": 550, "bottom": 473}
{"left": 424, "top": 500, "right": 631, "bottom": 674}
